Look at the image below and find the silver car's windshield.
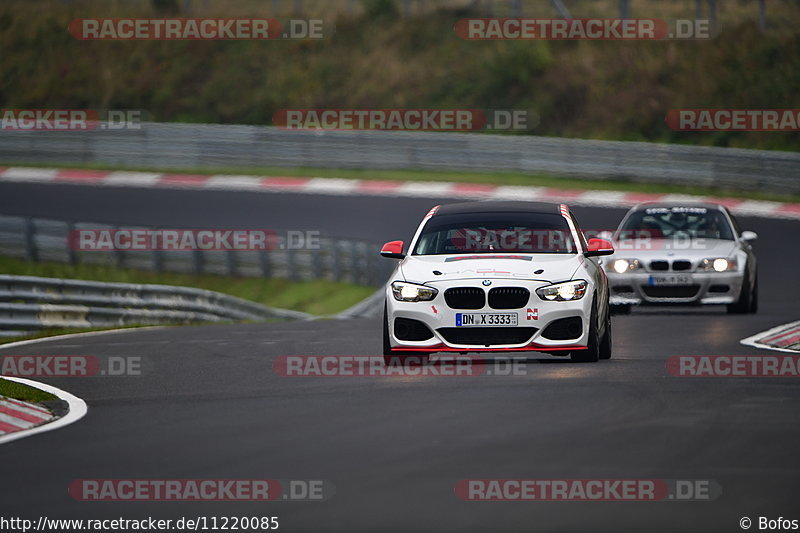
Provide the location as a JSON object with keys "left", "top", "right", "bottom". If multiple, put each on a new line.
{"left": 618, "top": 206, "right": 734, "bottom": 241}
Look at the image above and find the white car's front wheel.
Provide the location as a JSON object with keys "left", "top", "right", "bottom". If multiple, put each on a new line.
{"left": 571, "top": 303, "right": 605, "bottom": 363}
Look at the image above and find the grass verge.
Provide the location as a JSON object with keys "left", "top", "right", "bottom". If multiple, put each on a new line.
{"left": 0, "top": 255, "right": 376, "bottom": 316}
{"left": 4, "top": 161, "right": 799, "bottom": 204}
{"left": 0, "top": 378, "right": 57, "bottom": 403}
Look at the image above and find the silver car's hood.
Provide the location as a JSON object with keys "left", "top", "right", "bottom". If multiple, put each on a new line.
{"left": 399, "top": 254, "right": 584, "bottom": 284}
{"left": 609, "top": 238, "right": 738, "bottom": 261}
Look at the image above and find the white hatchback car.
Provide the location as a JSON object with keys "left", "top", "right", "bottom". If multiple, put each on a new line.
{"left": 380, "top": 201, "right": 614, "bottom": 365}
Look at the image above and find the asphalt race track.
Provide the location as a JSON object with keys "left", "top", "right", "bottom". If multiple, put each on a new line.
{"left": 1, "top": 181, "right": 799, "bottom": 532}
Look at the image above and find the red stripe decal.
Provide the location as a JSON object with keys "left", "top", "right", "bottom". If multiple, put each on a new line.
{"left": 0, "top": 420, "right": 24, "bottom": 433}
{"left": 357, "top": 180, "right": 403, "bottom": 192}
{"left": 706, "top": 197, "right": 744, "bottom": 209}
{"left": 3, "top": 398, "right": 51, "bottom": 415}
{"left": 55, "top": 169, "right": 110, "bottom": 182}
{"left": 0, "top": 405, "right": 49, "bottom": 424}
{"left": 778, "top": 203, "right": 800, "bottom": 215}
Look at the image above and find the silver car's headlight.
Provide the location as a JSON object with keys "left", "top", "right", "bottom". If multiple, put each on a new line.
{"left": 536, "top": 280, "right": 588, "bottom": 301}
{"left": 609, "top": 258, "right": 641, "bottom": 274}
{"left": 391, "top": 281, "right": 438, "bottom": 302}
{"left": 699, "top": 258, "right": 737, "bottom": 272}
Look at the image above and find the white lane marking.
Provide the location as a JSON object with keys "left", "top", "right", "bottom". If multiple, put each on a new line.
{"left": 740, "top": 320, "right": 800, "bottom": 353}
{"left": 0, "top": 167, "right": 58, "bottom": 181}
{"left": 2, "top": 167, "right": 800, "bottom": 220}
{"left": 491, "top": 185, "right": 547, "bottom": 201}
{"left": 304, "top": 177, "right": 361, "bottom": 194}
{"left": 205, "top": 175, "right": 262, "bottom": 189}
{"left": 735, "top": 200, "right": 783, "bottom": 217}
{"left": 104, "top": 171, "right": 161, "bottom": 187}
{"left": 0, "top": 376, "right": 87, "bottom": 445}
{"left": 571, "top": 190, "right": 628, "bottom": 207}
{"left": 0, "top": 326, "right": 167, "bottom": 352}
{"left": 660, "top": 193, "right": 708, "bottom": 203}
{"left": 395, "top": 181, "right": 454, "bottom": 197}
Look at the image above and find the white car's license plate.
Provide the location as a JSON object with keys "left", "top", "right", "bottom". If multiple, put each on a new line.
{"left": 649, "top": 275, "right": 692, "bottom": 286}
{"left": 456, "top": 313, "right": 518, "bottom": 327}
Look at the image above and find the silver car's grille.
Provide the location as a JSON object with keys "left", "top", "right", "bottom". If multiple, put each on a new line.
{"left": 649, "top": 260, "right": 692, "bottom": 272}
{"left": 672, "top": 260, "right": 692, "bottom": 271}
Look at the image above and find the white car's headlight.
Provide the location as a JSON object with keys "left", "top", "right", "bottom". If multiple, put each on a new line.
{"left": 700, "top": 258, "right": 737, "bottom": 272}
{"left": 609, "top": 258, "right": 641, "bottom": 274}
{"left": 536, "top": 280, "right": 588, "bottom": 302}
{"left": 391, "top": 281, "right": 438, "bottom": 302}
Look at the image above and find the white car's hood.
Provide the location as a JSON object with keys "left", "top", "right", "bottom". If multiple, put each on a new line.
{"left": 610, "top": 238, "right": 738, "bottom": 261}
{"left": 399, "top": 254, "right": 584, "bottom": 284}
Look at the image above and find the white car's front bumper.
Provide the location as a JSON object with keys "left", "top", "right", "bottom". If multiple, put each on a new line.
{"left": 385, "top": 279, "right": 595, "bottom": 355}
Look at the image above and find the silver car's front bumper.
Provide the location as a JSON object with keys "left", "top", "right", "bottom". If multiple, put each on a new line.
{"left": 607, "top": 271, "right": 744, "bottom": 306}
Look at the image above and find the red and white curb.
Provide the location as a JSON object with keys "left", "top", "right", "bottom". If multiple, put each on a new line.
{"left": 0, "top": 395, "right": 53, "bottom": 434}
{"left": 2, "top": 166, "right": 800, "bottom": 220}
{"left": 742, "top": 321, "right": 800, "bottom": 353}
{"left": 0, "top": 376, "right": 87, "bottom": 445}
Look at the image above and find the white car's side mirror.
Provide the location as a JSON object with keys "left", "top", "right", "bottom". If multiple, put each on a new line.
{"left": 740, "top": 231, "right": 758, "bottom": 242}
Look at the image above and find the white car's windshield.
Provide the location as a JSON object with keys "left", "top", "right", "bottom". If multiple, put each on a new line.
{"left": 413, "top": 212, "right": 577, "bottom": 255}
{"left": 618, "top": 206, "right": 734, "bottom": 241}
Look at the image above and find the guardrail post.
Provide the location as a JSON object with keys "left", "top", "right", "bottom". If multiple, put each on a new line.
{"left": 113, "top": 226, "right": 125, "bottom": 268}
{"left": 66, "top": 222, "right": 77, "bottom": 265}
{"left": 259, "top": 250, "right": 272, "bottom": 278}
{"left": 349, "top": 240, "right": 359, "bottom": 284}
{"left": 332, "top": 240, "right": 342, "bottom": 282}
{"left": 226, "top": 249, "right": 237, "bottom": 276}
{"left": 311, "top": 245, "right": 322, "bottom": 281}
{"left": 287, "top": 246, "right": 298, "bottom": 281}
{"left": 24, "top": 218, "right": 38, "bottom": 261}
{"left": 153, "top": 249, "right": 163, "bottom": 272}
{"left": 619, "top": 0, "right": 630, "bottom": 18}
{"left": 192, "top": 250, "right": 204, "bottom": 275}
{"left": 707, "top": 0, "right": 717, "bottom": 28}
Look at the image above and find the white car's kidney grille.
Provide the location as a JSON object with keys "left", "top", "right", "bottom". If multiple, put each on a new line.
{"left": 444, "top": 287, "right": 485, "bottom": 309}
{"left": 488, "top": 287, "right": 530, "bottom": 309}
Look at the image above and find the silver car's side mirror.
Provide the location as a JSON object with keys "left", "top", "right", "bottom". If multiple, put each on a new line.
{"left": 740, "top": 231, "right": 758, "bottom": 242}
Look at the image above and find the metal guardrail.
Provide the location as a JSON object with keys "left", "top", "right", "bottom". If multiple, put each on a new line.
{"left": 1, "top": 123, "right": 798, "bottom": 193}
{"left": 0, "top": 215, "right": 395, "bottom": 287}
{"left": 0, "top": 274, "right": 314, "bottom": 337}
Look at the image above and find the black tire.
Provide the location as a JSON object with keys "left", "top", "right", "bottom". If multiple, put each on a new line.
{"left": 749, "top": 276, "right": 759, "bottom": 314}
{"left": 572, "top": 303, "right": 600, "bottom": 363}
{"left": 382, "top": 303, "right": 429, "bottom": 366}
{"left": 610, "top": 304, "right": 631, "bottom": 315}
{"left": 599, "top": 304, "right": 613, "bottom": 360}
{"left": 727, "top": 271, "right": 756, "bottom": 314}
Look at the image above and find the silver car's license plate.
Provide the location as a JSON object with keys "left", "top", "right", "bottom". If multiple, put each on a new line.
{"left": 649, "top": 275, "right": 692, "bottom": 286}
{"left": 456, "top": 313, "right": 518, "bottom": 327}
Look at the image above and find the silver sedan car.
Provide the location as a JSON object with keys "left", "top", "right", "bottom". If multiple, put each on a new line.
{"left": 603, "top": 203, "right": 758, "bottom": 314}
